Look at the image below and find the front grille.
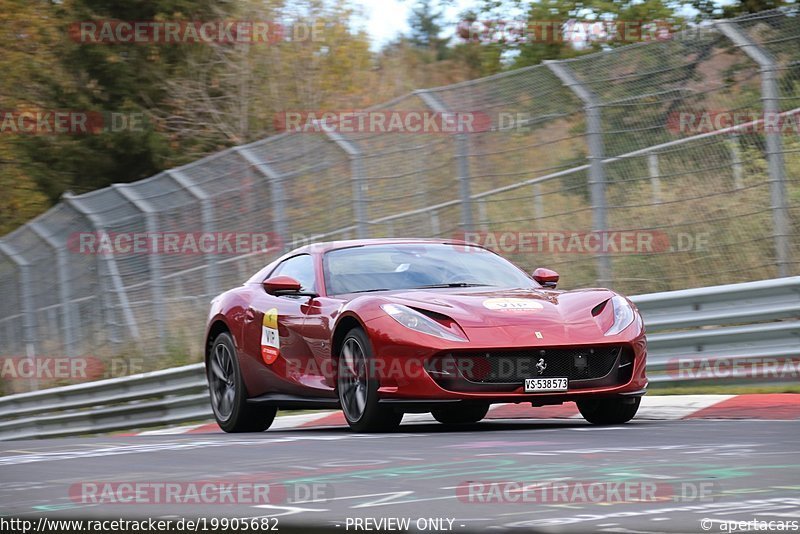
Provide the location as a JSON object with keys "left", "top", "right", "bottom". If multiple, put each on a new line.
{"left": 450, "top": 346, "right": 621, "bottom": 383}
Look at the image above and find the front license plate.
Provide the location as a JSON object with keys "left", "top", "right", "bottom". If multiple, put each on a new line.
{"left": 525, "top": 377, "right": 568, "bottom": 392}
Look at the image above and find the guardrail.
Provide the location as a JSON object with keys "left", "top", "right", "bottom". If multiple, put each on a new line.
{"left": 0, "top": 364, "right": 209, "bottom": 440}
{"left": 0, "top": 277, "right": 797, "bottom": 440}
{"left": 636, "top": 277, "right": 800, "bottom": 384}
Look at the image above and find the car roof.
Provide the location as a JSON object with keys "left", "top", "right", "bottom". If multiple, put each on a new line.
{"left": 290, "top": 238, "right": 476, "bottom": 255}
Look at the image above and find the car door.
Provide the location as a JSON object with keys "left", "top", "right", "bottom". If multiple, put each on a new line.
{"left": 299, "top": 295, "right": 343, "bottom": 391}
{"left": 240, "top": 254, "right": 324, "bottom": 397}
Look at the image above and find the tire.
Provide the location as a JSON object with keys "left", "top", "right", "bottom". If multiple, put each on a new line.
{"left": 577, "top": 396, "right": 640, "bottom": 425}
{"left": 336, "top": 327, "right": 403, "bottom": 433}
{"left": 432, "top": 403, "right": 490, "bottom": 425}
{"left": 207, "top": 332, "right": 276, "bottom": 433}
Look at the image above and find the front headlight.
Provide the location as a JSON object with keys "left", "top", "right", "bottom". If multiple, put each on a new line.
{"left": 604, "top": 296, "right": 636, "bottom": 336}
{"left": 381, "top": 303, "right": 467, "bottom": 342}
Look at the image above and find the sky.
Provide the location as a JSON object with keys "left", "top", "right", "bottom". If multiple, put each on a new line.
{"left": 352, "top": 0, "right": 480, "bottom": 49}
{"left": 350, "top": 1, "right": 732, "bottom": 50}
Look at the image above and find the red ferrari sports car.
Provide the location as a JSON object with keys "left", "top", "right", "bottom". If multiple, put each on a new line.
{"left": 205, "top": 239, "right": 647, "bottom": 432}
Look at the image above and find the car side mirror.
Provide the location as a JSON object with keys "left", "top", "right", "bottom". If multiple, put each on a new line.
{"left": 263, "top": 275, "right": 302, "bottom": 295}
{"left": 532, "top": 268, "right": 559, "bottom": 289}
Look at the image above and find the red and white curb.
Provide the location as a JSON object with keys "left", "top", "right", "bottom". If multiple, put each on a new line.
{"left": 129, "top": 394, "right": 800, "bottom": 436}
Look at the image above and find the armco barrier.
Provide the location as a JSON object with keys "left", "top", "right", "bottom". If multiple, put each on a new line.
{"left": 0, "top": 277, "right": 797, "bottom": 440}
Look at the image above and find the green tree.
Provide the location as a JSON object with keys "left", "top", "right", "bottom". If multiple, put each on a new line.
{"left": 472, "top": 0, "right": 682, "bottom": 68}
{"left": 1, "top": 0, "right": 376, "bottom": 211}
{"left": 0, "top": 0, "right": 64, "bottom": 230}
{"left": 691, "top": 0, "right": 790, "bottom": 21}
{"left": 159, "top": 0, "right": 375, "bottom": 154}
{"left": 408, "top": 0, "right": 451, "bottom": 60}
{"left": 16, "top": 0, "right": 230, "bottom": 201}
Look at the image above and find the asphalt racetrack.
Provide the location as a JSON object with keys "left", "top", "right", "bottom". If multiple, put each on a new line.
{"left": 1, "top": 417, "right": 798, "bottom": 533}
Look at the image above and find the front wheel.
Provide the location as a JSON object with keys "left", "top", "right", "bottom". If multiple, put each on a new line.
{"left": 208, "top": 332, "right": 276, "bottom": 432}
{"left": 577, "top": 397, "right": 640, "bottom": 425}
{"left": 337, "top": 327, "right": 402, "bottom": 433}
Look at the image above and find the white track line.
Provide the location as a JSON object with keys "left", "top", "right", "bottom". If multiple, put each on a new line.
{"left": 137, "top": 423, "right": 209, "bottom": 435}
{"left": 131, "top": 395, "right": 741, "bottom": 435}
{"left": 270, "top": 411, "right": 338, "bottom": 429}
{"left": 636, "top": 394, "right": 733, "bottom": 420}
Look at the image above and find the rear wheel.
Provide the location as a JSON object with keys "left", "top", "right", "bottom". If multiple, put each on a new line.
{"left": 577, "top": 397, "right": 640, "bottom": 425}
{"left": 337, "top": 327, "right": 402, "bottom": 433}
{"left": 432, "top": 403, "right": 489, "bottom": 425}
{"left": 208, "top": 332, "right": 276, "bottom": 432}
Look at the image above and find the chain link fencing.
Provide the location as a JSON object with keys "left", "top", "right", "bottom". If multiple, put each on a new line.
{"left": 1, "top": 8, "right": 798, "bottom": 392}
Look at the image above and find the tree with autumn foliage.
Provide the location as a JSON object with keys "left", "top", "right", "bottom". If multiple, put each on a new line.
{"left": 3, "top": 0, "right": 787, "bottom": 236}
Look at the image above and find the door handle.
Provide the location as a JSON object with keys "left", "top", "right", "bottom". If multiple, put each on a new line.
{"left": 244, "top": 307, "right": 257, "bottom": 324}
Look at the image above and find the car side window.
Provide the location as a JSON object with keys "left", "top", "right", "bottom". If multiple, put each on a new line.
{"left": 270, "top": 254, "right": 316, "bottom": 292}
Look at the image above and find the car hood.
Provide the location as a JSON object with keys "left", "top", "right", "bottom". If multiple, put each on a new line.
{"left": 383, "top": 287, "right": 619, "bottom": 343}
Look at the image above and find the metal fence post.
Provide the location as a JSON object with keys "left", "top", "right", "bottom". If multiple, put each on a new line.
{"left": 234, "top": 147, "right": 291, "bottom": 247}
{"left": 416, "top": 89, "right": 474, "bottom": 230}
{"left": 167, "top": 169, "right": 219, "bottom": 297}
{"left": 545, "top": 60, "right": 612, "bottom": 285}
{"left": 533, "top": 184, "right": 544, "bottom": 222}
{"left": 28, "top": 222, "right": 77, "bottom": 357}
{"left": 648, "top": 152, "right": 662, "bottom": 204}
{"left": 717, "top": 20, "right": 791, "bottom": 277}
{"left": 112, "top": 185, "right": 166, "bottom": 350}
{"left": 63, "top": 194, "right": 140, "bottom": 343}
{"left": 455, "top": 134, "right": 474, "bottom": 230}
{"left": 430, "top": 210, "right": 440, "bottom": 236}
{"left": 728, "top": 134, "right": 744, "bottom": 190}
{"left": 477, "top": 199, "right": 489, "bottom": 231}
{"left": 0, "top": 242, "right": 38, "bottom": 389}
{"left": 324, "top": 130, "right": 367, "bottom": 238}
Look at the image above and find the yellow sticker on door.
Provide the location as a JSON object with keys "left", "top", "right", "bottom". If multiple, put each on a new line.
{"left": 261, "top": 308, "right": 280, "bottom": 364}
{"left": 263, "top": 308, "right": 278, "bottom": 329}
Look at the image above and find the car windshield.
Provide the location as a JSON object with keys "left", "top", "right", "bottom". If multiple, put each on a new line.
{"left": 323, "top": 243, "right": 537, "bottom": 295}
